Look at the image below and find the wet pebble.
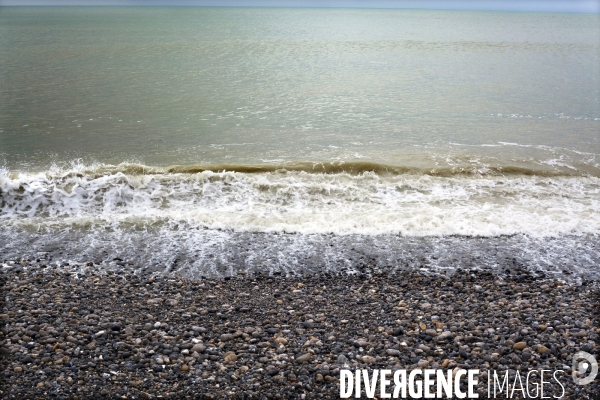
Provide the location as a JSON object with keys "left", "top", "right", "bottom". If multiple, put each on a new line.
{"left": 0, "top": 263, "right": 597, "bottom": 398}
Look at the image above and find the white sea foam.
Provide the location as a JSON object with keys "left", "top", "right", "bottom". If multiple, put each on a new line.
{"left": 1, "top": 164, "right": 599, "bottom": 237}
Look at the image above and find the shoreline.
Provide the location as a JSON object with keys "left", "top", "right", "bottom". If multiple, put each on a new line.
{"left": 2, "top": 232, "right": 599, "bottom": 284}
{"left": 1, "top": 261, "right": 598, "bottom": 399}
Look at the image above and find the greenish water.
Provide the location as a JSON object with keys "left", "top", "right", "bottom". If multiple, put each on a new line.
{"left": 1, "top": 7, "right": 599, "bottom": 172}
{"left": 1, "top": 7, "right": 599, "bottom": 279}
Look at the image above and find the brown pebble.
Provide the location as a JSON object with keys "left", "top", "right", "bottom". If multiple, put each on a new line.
{"left": 537, "top": 345, "right": 551, "bottom": 354}
{"left": 513, "top": 342, "right": 527, "bottom": 350}
{"left": 224, "top": 351, "right": 238, "bottom": 362}
{"left": 296, "top": 353, "right": 312, "bottom": 363}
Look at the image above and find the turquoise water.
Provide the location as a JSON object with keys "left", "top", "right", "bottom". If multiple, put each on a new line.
{"left": 1, "top": 7, "right": 599, "bottom": 279}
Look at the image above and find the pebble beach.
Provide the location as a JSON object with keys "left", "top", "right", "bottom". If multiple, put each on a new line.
{"left": 2, "top": 5, "right": 600, "bottom": 400}
{"left": 1, "top": 258, "right": 598, "bottom": 399}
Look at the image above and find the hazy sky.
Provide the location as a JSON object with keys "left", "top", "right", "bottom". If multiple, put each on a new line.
{"left": 0, "top": 0, "right": 599, "bottom": 13}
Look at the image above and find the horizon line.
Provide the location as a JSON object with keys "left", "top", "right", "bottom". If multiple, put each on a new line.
{"left": 1, "top": 1, "right": 599, "bottom": 14}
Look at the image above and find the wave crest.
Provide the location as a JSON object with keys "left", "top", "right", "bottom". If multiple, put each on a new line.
{"left": 2, "top": 162, "right": 599, "bottom": 237}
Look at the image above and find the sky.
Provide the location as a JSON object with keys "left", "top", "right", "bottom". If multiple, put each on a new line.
{"left": 0, "top": 0, "right": 599, "bottom": 13}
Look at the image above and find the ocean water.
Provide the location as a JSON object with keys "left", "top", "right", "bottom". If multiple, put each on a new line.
{"left": 1, "top": 7, "right": 599, "bottom": 280}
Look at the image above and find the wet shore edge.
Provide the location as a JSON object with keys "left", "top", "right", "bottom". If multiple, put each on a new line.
{"left": 1, "top": 260, "right": 598, "bottom": 399}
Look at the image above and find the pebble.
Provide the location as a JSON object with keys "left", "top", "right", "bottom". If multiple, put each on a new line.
{"left": 220, "top": 333, "right": 234, "bottom": 342}
{"left": 296, "top": 353, "right": 312, "bottom": 363}
{"left": 386, "top": 349, "right": 401, "bottom": 356}
{"left": 513, "top": 342, "right": 527, "bottom": 350}
{"left": 337, "top": 354, "right": 349, "bottom": 364}
{"left": 0, "top": 264, "right": 597, "bottom": 399}
{"left": 191, "top": 343, "right": 205, "bottom": 353}
{"left": 537, "top": 345, "right": 551, "bottom": 354}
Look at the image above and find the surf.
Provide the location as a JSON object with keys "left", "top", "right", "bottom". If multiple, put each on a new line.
{"left": 2, "top": 162, "right": 599, "bottom": 237}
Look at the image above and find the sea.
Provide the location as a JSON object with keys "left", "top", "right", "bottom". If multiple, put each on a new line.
{"left": 1, "top": 7, "right": 599, "bottom": 281}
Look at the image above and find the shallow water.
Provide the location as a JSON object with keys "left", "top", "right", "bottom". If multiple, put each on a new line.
{"left": 1, "top": 7, "right": 599, "bottom": 279}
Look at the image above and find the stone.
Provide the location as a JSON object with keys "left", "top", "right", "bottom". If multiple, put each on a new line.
{"left": 337, "top": 354, "right": 349, "bottom": 364}
{"left": 513, "top": 342, "right": 527, "bottom": 350}
{"left": 1, "top": 255, "right": 596, "bottom": 398}
{"left": 386, "top": 349, "right": 401, "bottom": 356}
{"left": 418, "top": 344, "right": 431, "bottom": 352}
{"left": 436, "top": 331, "right": 453, "bottom": 341}
{"left": 220, "top": 334, "right": 235, "bottom": 342}
{"left": 66, "top": 336, "right": 78, "bottom": 343}
{"left": 296, "top": 353, "right": 312, "bottom": 363}
{"left": 191, "top": 343, "right": 205, "bottom": 353}
{"left": 537, "top": 345, "right": 551, "bottom": 354}
{"left": 582, "top": 343, "right": 593, "bottom": 353}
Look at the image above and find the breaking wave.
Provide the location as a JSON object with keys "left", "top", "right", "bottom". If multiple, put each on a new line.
{"left": 2, "top": 161, "right": 599, "bottom": 237}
